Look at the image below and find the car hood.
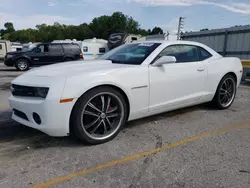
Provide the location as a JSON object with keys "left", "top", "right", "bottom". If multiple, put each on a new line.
{"left": 6, "top": 51, "right": 26, "bottom": 55}
{"left": 22, "top": 60, "right": 132, "bottom": 77}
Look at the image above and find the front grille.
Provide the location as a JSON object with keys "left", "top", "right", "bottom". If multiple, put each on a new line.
{"left": 13, "top": 109, "right": 29, "bottom": 121}
{"left": 12, "top": 84, "right": 37, "bottom": 97}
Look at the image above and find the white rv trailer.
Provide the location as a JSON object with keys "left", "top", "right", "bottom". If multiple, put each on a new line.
{"left": 11, "top": 42, "right": 23, "bottom": 52}
{"left": 81, "top": 38, "right": 108, "bottom": 60}
{"left": 0, "top": 40, "right": 11, "bottom": 59}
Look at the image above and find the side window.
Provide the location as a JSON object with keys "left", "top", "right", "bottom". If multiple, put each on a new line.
{"left": 83, "top": 46, "right": 88, "bottom": 52}
{"left": 199, "top": 47, "right": 212, "bottom": 61}
{"left": 157, "top": 45, "right": 200, "bottom": 63}
{"left": 71, "top": 45, "right": 81, "bottom": 53}
{"left": 37, "top": 45, "right": 45, "bottom": 52}
{"left": 49, "top": 44, "right": 63, "bottom": 53}
{"left": 62, "top": 44, "right": 70, "bottom": 51}
{"left": 99, "top": 48, "right": 106, "bottom": 53}
{"left": 0, "top": 44, "right": 2, "bottom": 50}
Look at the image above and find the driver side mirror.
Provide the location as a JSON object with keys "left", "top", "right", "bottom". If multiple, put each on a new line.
{"left": 152, "top": 56, "right": 176, "bottom": 66}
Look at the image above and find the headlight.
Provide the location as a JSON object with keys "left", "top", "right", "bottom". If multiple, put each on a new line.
{"left": 36, "top": 87, "right": 49, "bottom": 98}
{"left": 6, "top": 54, "right": 14, "bottom": 59}
{"left": 11, "top": 84, "right": 49, "bottom": 99}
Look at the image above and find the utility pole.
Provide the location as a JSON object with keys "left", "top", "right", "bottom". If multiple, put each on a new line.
{"left": 166, "top": 31, "right": 169, "bottom": 40}
{"left": 177, "top": 17, "right": 185, "bottom": 40}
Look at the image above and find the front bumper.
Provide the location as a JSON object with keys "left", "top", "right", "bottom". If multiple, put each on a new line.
{"left": 9, "top": 95, "right": 76, "bottom": 136}
{"left": 4, "top": 58, "right": 15, "bottom": 66}
{"left": 8, "top": 75, "right": 76, "bottom": 137}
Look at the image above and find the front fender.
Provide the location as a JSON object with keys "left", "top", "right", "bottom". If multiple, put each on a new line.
{"left": 61, "top": 76, "right": 132, "bottom": 105}
{"left": 14, "top": 55, "right": 32, "bottom": 62}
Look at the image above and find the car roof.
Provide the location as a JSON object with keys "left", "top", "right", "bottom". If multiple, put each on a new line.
{"left": 132, "top": 40, "right": 221, "bottom": 57}
{"left": 133, "top": 40, "right": 206, "bottom": 46}
{"left": 39, "top": 42, "right": 79, "bottom": 45}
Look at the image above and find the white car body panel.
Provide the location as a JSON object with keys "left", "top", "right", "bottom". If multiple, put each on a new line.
{"left": 9, "top": 40, "right": 243, "bottom": 137}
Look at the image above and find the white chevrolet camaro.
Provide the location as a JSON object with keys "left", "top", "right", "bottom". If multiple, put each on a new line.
{"left": 9, "top": 40, "right": 243, "bottom": 144}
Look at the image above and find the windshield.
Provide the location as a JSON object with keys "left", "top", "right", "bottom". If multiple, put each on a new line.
{"left": 22, "top": 44, "right": 37, "bottom": 52}
{"left": 99, "top": 43, "right": 161, "bottom": 65}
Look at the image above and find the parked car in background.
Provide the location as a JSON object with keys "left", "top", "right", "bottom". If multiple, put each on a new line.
{"left": 4, "top": 43, "right": 83, "bottom": 71}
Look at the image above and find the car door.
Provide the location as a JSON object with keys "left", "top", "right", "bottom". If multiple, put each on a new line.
{"left": 46, "top": 44, "right": 64, "bottom": 64}
{"left": 149, "top": 44, "right": 207, "bottom": 113}
{"left": 28, "top": 44, "right": 49, "bottom": 65}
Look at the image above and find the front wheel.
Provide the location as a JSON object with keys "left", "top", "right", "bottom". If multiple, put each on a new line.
{"left": 15, "top": 59, "right": 30, "bottom": 71}
{"left": 211, "top": 74, "right": 237, "bottom": 109}
{"left": 71, "top": 87, "right": 128, "bottom": 144}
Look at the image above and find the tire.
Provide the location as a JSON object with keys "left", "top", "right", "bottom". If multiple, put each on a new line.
{"left": 15, "top": 59, "right": 30, "bottom": 71}
{"left": 211, "top": 74, "right": 237, "bottom": 109}
{"left": 71, "top": 86, "right": 128, "bottom": 145}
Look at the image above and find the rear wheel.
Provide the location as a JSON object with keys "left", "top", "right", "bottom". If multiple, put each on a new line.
{"left": 211, "top": 74, "right": 236, "bottom": 109}
{"left": 71, "top": 87, "right": 128, "bottom": 144}
{"left": 15, "top": 59, "right": 30, "bottom": 71}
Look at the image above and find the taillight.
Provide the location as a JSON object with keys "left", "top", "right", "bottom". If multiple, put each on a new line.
{"left": 80, "top": 53, "right": 83, "bottom": 59}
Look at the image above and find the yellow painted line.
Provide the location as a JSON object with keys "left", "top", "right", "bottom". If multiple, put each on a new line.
{"left": 30, "top": 120, "right": 250, "bottom": 188}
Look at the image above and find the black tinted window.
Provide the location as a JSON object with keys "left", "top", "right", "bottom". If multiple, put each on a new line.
{"left": 0, "top": 44, "right": 2, "bottom": 50}
{"left": 62, "top": 44, "right": 80, "bottom": 53}
{"left": 158, "top": 45, "right": 200, "bottom": 63}
{"left": 131, "top": 37, "right": 137, "bottom": 41}
{"left": 83, "top": 46, "right": 88, "bottom": 52}
{"left": 99, "top": 48, "right": 106, "bottom": 53}
{"left": 37, "top": 44, "right": 48, "bottom": 52}
{"left": 49, "top": 44, "right": 63, "bottom": 53}
{"left": 199, "top": 47, "right": 212, "bottom": 61}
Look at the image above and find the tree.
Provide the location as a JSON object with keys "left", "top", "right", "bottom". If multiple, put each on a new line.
{"left": 1, "top": 12, "right": 162, "bottom": 42}
{"left": 150, "top": 27, "right": 164, "bottom": 35}
{"left": 0, "top": 22, "right": 15, "bottom": 39}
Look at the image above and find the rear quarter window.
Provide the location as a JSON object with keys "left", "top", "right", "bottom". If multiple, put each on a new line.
{"left": 199, "top": 47, "right": 212, "bottom": 61}
{"left": 62, "top": 44, "right": 81, "bottom": 53}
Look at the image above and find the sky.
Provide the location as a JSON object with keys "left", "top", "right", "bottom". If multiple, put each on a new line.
{"left": 1, "top": 0, "right": 250, "bottom": 36}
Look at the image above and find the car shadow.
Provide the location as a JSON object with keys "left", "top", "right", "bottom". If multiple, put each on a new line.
{"left": 0, "top": 82, "right": 11, "bottom": 90}
{"left": 125, "top": 104, "right": 212, "bottom": 129}
{"left": 0, "top": 103, "right": 224, "bottom": 152}
{"left": 0, "top": 68, "right": 18, "bottom": 72}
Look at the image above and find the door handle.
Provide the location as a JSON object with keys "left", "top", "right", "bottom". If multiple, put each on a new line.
{"left": 197, "top": 67, "right": 205, "bottom": 72}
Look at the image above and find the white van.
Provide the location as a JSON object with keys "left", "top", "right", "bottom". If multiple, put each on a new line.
{"left": 11, "top": 42, "right": 23, "bottom": 52}
{"left": 0, "top": 40, "right": 11, "bottom": 59}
